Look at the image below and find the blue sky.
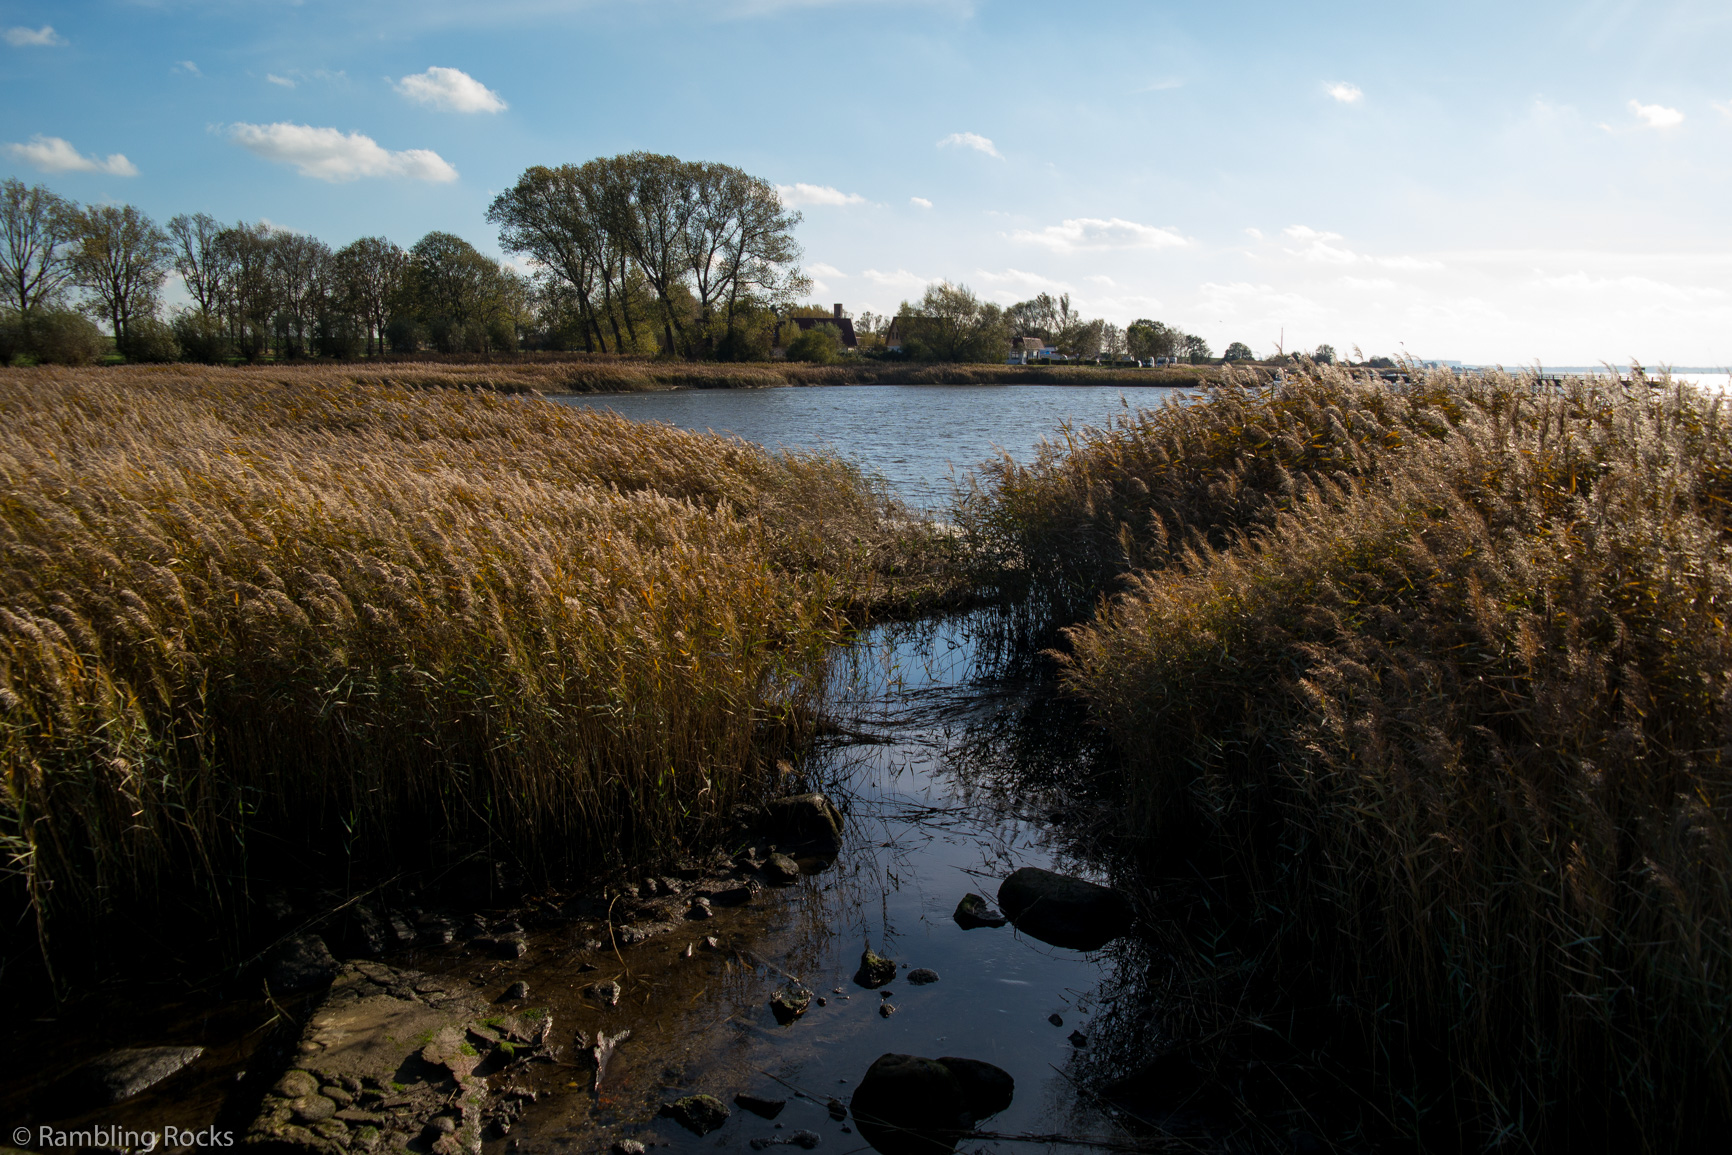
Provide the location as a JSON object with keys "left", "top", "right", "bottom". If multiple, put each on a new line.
{"left": 4, "top": 0, "right": 1730, "bottom": 364}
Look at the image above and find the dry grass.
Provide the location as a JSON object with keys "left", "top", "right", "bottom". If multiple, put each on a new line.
{"left": 0, "top": 365, "right": 956, "bottom": 981}
{"left": 969, "top": 368, "right": 1732, "bottom": 1149}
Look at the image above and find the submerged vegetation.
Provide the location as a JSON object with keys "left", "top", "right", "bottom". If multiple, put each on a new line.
{"left": 0, "top": 365, "right": 956, "bottom": 984}
{"left": 965, "top": 367, "right": 1732, "bottom": 1148}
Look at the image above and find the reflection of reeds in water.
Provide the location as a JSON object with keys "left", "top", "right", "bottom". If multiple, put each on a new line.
{"left": 0, "top": 366, "right": 954, "bottom": 980}
{"left": 972, "top": 367, "right": 1732, "bottom": 1148}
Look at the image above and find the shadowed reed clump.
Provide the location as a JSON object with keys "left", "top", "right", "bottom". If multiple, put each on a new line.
{"left": 0, "top": 366, "right": 956, "bottom": 982}
{"left": 967, "top": 368, "right": 1732, "bottom": 1149}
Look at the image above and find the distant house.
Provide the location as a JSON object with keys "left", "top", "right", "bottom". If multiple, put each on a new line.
{"left": 787, "top": 304, "right": 858, "bottom": 348}
{"left": 883, "top": 315, "right": 925, "bottom": 352}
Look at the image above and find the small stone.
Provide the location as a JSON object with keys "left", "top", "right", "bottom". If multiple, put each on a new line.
{"left": 953, "top": 893, "right": 1008, "bottom": 930}
{"left": 610, "top": 1141, "right": 647, "bottom": 1155}
{"left": 1048, "top": 1013, "right": 1064, "bottom": 1027}
{"left": 292, "top": 1094, "right": 338, "bottom": 1124}
{"left": 907, "top": 968, "right": 939, "bottom": 985}
{"left": 683, "top": 942, "right": 695, "bottom": 958}
{"left": 816, "top": 997, "right": 827, "bottom": 1007}
{"left": 588, "top": 980, "right": 622, "bottom": 1007}
{"left": 880, "top": 990, "right": 893, "bottom": 1000}
{"left": 429, "top": 1115, "right": 457, "bottom": 1134}
{"left": 702, "top": 936, "right": 720, "bottom": 950}
{"left": 733, "top": 1092, "right": 786, "bottom": 1118}
{"left": 272, "top": 1069, "right": 318, "bottom": 1099}
{"left": 826, "top": 1098, "right": 847, "bottom": 1121}
{"left": 879, "top": 1003, "right": 896, "bottom": 1018}
{"left": 853, "top": 947, "right": 896, "bottom": 989}
{"left": 790, "top": 1130, "right": 821, "bottom": 1149}
{"left": 500, "top": 980, "right": 530, "bottom": 1001}
{"left": 267, "top": 934, "right": 340, "bottom": 993}
{"left": 1068, "top": 1030, "right": 1088, "bottom": 1047}
{"left": 763, "top": 853, "right": 801, "bottom": 885}
{"left": 323, "top": 1084, "right": 355, "bottom": 1106}
{"left": 770, "top": 983, "right": 813, "bottom": 1025}
{"left": 686, "top": 898, "right": 714, "bottom": 920}
{"left": 662, "top": 1093, "right": 730, "bottom": 1135}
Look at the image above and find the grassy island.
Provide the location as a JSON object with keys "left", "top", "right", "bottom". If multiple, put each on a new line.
{"left": 965, "top": 367, "right": 1732, "bottom": 1148}
{"left": 0, "top": 365, "right": 954, "bottom": 983}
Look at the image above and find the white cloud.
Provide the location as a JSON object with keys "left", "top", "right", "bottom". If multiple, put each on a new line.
{"left": 4, "top": 135, "right": 137, "bottom": 176}
{"left": 862, "top": 268, "right": 928, "bottom": 291}
{"left": 775, "top": 182, "right": 864, "bottom": 207}
{"left": 1244, "top": 227, "right": 1264, "bottom": 240}
{"left": 937, "top": 131, "right": 1002, "bottom": 159}
{"left": 807, "top": 262, "right": 845, "bottom": 277}
{"left": 975, "top": 267, "right": 1074, "bottom": 293}
{"left": 910, "top": 196, "right": 932, "bottom": 208}
{"left": 267, "top": 73, "right": 295, "bottom": 88}
{"left": 1714, "top": 100, "right": 1732, "bottom": 120}
{"left": 5, "top": 25, "right": 65, "bottom": 47}
{"left": 1326, "top": 82, "right": 1363, "bottom": 104}
{"left": 1629, "top": 99, "right": 1683, "bottom": 129}
{"left": 175, "top": 60, "right": 201, "bottom": 76}
{"left": 1283, "top": 224, "right": 1355, "bottom": 263}
{"left": 394, "top": 66, "right": 507, "bottom": 113}
{"left": 1135, "top": 78, "right": 1183, "bottom": 93}
{"left": 228, "top": 122, "right": 458, "bottom": 183}
{"left": 1010, "top": 217, "right": 1188, "bottom": 253}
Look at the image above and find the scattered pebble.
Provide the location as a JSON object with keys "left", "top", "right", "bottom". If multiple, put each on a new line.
{"left": 1068, "top": 1029, "right": 1088, "bottom": 1047}
{"left": 815, "top": 996, "right": 827, "bottom": 1007}
{"left": 1049, "top": 1013, "right": 1064, "bottom": 1027}
{"left": 500, "top": 980, "right": 530, "bottom": 1001}
{"left": 906, "top": 968, "right": 939, "bottom": 985}
{"left": 879, "top": 1003, "right": 896, "bottom": 1018}
{"left": 826, "top": 1098, "right": 847, "bottom": 1120}
{"left": 879, "top": 990, "right": 893, "bottom": 1000}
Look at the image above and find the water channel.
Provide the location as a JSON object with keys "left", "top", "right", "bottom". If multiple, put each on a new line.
{"left": 4, "top": 384, "right": 1209, "bottom": 1155}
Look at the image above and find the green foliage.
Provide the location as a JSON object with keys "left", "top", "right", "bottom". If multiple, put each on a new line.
{"left": 122, "top": 316, "right": 180, "bottom": 363}
{"left": 171, "top": 310, "right": 230, "bottom": 364}
{"left": 1222, "top": 341, "right": 1254, "bottom": 361}
{"left": 785, "top": 322, "right": 842, "bottom": 364}
{"left": 26, "top": 308, "right": 106, "bottom": 365}
{"left": 898, "top": 282, "right": 1008, "bottom": 363}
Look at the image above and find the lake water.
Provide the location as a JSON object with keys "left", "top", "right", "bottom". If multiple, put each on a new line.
{"left": 550, "top": 384, "right": 1203, "bottom": 510}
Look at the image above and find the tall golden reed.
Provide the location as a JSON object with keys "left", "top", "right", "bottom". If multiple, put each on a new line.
{"left": 0, "top": 365, "right": 946, "bottom": 976}
{"left": 968, "top": 368, "right": 1732, "bottom": 1149}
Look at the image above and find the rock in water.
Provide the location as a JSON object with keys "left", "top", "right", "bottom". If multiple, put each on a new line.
{"left": 770, "top": 983, "right": 813, "bottom": 1025}
{"left": 662, "top": 1093, "right": 730, "bottom": 1135}
{"left": 73, "top": 1046, "right": 204, "bottom": 1106}
{"left": 853, "top": 947, "right": 897, "bottom": 989}
{"left": 952, "top": 893, "right": 1008, "bottom": 930}
{"left": 906, "top": 968, "right": 939, "bottom": 985}
{"left": 266, "top": 933, "right": 339, "bottom": 993}
{"left": 611, "top": 1141, "right": 648, "bottom": 1155}
{"left": 733, "top": 1092, "right": 787, "bottom": 1118}
{"left": 934, "top": 1057, "right": 1014, "bottom": 1121}
{"left": 764, "top": 852, "right": 801, "bottom": 885}
{"left": 848, "top": 1054, "right": 970, "bottom": 1155}
{"left": 996, "top": 867, "right": 1131, "bottom": 951}
{"left": 763, "top": 793, "right": 845, "bottom": 856}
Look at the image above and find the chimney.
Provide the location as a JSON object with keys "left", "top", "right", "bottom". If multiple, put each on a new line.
{"left": 833, "top": 303, "right": 843, "bottom": 319}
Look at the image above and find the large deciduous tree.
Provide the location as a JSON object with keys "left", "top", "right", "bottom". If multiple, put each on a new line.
{"left": 67, "top": 203, "right": 172, "bottom": 356}
{"left": 897, "top": 282, "right": 1009, "bottom": 363}
{"left": 1, "top": 178, "right": 78, "bottom": 342}
{"left": 333, "top": 236, "right": 408, "bottom": 357}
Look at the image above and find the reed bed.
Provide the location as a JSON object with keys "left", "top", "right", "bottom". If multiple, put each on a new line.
{"left": 967, "top": 368, "right": 1732, "bottom": 1149}
{"left": 0, "top": 366, "right": 953, "bottom": 981}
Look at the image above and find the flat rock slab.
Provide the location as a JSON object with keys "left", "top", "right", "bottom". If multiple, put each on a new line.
{"left": 997, "top": 867, "right": 1131, "bottom": 951}
{"left": 248, "top": 961, "right": 554, "bottom": 1155}
{"left": 76, "top": 1046, "right": 204, "bottom": 1105}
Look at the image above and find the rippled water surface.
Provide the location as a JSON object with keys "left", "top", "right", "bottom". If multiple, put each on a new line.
{"left": 550, "top": 383, "right": 1201, "bottom": 509}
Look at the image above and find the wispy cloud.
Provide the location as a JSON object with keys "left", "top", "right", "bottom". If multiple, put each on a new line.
{"left": 1010, "top": 217, "right": 1187, "bottom": 253}
{"left": 1135, "top": 78, "right": 1183, "bottom": 93}
{"left": 1714, "top": 100, "right": 1732, "bottom": 120}
{"left": 808, "top": 262, "right": 845, "bottom": 277}
{"left": 937, "top": 131, "right": 1002, "bottom": 159}
{"left": 776, "top": 182, "right": 865, "bottom": 207}
{"left": 267, "top": 73, "right": 295, "bottom": 88}
{"left": 910, "top": 196, "right": 933, "bottom": 208}
{"left": 1326, "top": 82, "right": 1363, "bottom": 104}
{"left": 393, "top": 66, "right": 507, "bottom": 113}
{"left": 1282, "top": 225, "right": 1443, "bottom": 269}
{"left": 228, "top": 122, "right": 458, "bottom": 182}
{"left": 4, "top": 135, "right": 137, "bottom": 176}
{"left": 1244, "top": 227, "right": 1264, "bottom": 240}
{"left": 861, "top": 268, "right": 928, "bottom": 291}
{"left": 1629, "top": 99, "right": 1683, "bottom": 128}
{"left": 4, "top": 25, "right": 65, "bottom": 47}
{"left": 175, "top": 60, "right": 201, "bottom": 76}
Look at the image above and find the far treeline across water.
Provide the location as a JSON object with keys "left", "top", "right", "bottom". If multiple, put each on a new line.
{"left": 0, "top": 155, "right": 1330, "bottom": 371}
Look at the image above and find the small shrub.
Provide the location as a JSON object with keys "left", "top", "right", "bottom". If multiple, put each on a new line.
{"left": 123, "top": 317, "right": 181, "bottom": 363}
{"left": 29, "top": 309, "right": 107, "bottom": 365}
{"left": 785, "top": 323, "right": 843, "bottom": 364}
{"left": 170, "top": 311, "right": 231, "bottom": 363}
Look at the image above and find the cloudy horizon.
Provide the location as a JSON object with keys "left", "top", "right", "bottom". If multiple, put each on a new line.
{"left": 3, "top": 0, "right": 1729, "bottom": 364}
